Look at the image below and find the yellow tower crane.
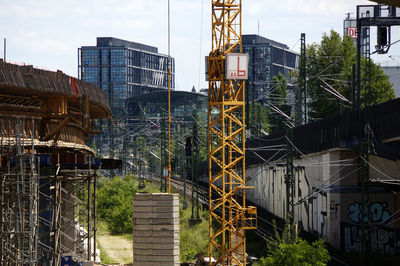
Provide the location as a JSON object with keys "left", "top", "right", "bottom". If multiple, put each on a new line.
{"left": 208, "top": 1, "right": 257, "bottom": 265}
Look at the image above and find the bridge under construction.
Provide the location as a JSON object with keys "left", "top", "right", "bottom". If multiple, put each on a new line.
{"left": 0, "top": 60, "right": 119, "bottom": 264}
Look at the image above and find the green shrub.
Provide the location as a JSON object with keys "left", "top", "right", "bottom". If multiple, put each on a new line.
{"left": 97, "top": 175, "right": 138, "bottom": 234}
{"left": 255, "top": 220, "right": 330, "bottom": 266}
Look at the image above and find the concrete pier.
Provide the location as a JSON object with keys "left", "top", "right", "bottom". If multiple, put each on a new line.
{"left": 133, "top": 193, "right": 180, "bottom": 266}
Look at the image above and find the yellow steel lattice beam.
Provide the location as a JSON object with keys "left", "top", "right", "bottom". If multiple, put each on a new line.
{"left": 208, "top": 1, "right": 256, "bottom": 265}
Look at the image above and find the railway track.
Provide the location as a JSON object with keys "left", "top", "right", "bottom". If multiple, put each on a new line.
{"left": 150, "top": 175, "right": 349, "bottom": 265}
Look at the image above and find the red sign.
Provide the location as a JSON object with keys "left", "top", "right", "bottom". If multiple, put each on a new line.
{"left": 347, "top": 27, "right": 358, "bottom": 39}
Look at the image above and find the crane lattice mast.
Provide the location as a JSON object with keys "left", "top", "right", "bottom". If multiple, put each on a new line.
{"left": 208, "top": 1, "right": 256, "bottom": 265}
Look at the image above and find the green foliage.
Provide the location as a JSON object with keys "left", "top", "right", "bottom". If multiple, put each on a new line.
{"left": 248, "top": 102, "right": 270, "bottom": 136}
{"left": 306, "top": 30, "right": 394, "bottom": 120}
{"left": 97, "top": 174, "right": 138, "bottom": 234}
{"left": 255, "top": 220, "right": 330, "bottom": 266}
{"left": 179, "top": 203, "right": 209, "bottom": 262}
{"left": 256, "top": 238, "right": 329, "bottom": 266}
{"left": 273, "top": 72, "right": 288, "bottom": 105}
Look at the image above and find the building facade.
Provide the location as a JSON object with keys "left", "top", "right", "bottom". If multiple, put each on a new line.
{"left": 242, "top": 34, "right": 299, "bottom": 102}
{"left": 78, "top": 37, "right": 175, "bottom": 120}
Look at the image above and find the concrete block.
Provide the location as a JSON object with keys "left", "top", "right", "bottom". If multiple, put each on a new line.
{"left": 134, "top": 255, "right": 153, "bottom": 262}
{"left": 133, "top": 200, "right": 153, "bottom": 207}
{"left": 153, "top": 243, "right": 180, "bottom": 250}
{"left": 133, "top": 248, "right": 153, "bottom": 255}
{"left": 133, "top": 193, "right": 180, "bottom": 266}
{"left": 134, "top": 193, "right": 152, "bottom": 201}
{"left": 152, "top": 254, "right": 180, "bottom": 262}
{"left": 153, "top": 224, "right": 180, "bottom": 231}
{"left": 152, "top": 211, "right": 179, "bottom": 218}
{"left": 134, "top": 224, "right": 152, "bottom": 231}
{"left": 134, "top": 237, "right": 153, "bottom": 244}
{"left": 133, "top": 218, "right": 152, "bottom": 225}
{"left": 152, "top": 248, "right": 180, "bottom": 256}
{"left": 133, "top": 243, "right": 152, "bottom": 250}
{"left": 151, "top": 193, "right": 178, "bottom": 201}
{"left": 133, "top": 262, "right": 153, "bottom": 266}
{"left": 150, "top": 236, "right": 180, "bottom": 244}
{"left": 134, "top": 206, "right": 152, "bottom": 213}
{"left": 133, "top": 230, "right": 152, "bottom": 237}
{"left": 152, "top": 206, "right": 179, "bottom": 213}
{"left": 154, "top": 230, "right": 179, "bottom": 238}
{"left": 133, "top": 211, "right": 152, "bottom": 219}
{"left": 151, "top": 218, "right": 179, "bottom": 225}
{"left": 151, "top": 200, "right": 179, "bottom": 207}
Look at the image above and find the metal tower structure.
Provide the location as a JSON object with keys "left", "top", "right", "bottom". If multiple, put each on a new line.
{"left": 295, "top": 33, "right": 306, "bottom": 126}
{"left": 190, "top": 111, "right": 201, "bottom": 222}
{"left": 285, "top": 127, "right": 295, "bottom": 226}
{"left": 208, "top": 1, "right": 256, "bottom": 265}
{"left": 160, "top": 115, "right": 168, "bottom": 192}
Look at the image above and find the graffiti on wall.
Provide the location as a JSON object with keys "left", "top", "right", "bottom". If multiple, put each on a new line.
{"left": 347, "top": 201, "right": 391, "bottom": 224}
{"left": 341, "top": 222, "right": 400, "bottom": 255}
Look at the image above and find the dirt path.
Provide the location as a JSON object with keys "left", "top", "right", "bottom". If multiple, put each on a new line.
{"left": 97, "top": 233, "right": 133, "bottom": 264}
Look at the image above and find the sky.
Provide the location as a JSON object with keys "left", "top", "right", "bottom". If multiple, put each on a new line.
{"left": 0, "top": 0, "right": 399, "bottom": 91}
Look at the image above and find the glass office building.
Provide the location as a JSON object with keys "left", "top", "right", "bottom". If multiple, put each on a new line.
{"left": 242, "top": 34, "right": 299, "bottom": 102}
{"left": 78, "top": 37, "right": 175, "bottom": 120}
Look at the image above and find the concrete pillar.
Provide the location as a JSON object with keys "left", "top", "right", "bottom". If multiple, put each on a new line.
{"left": 133, "top": 193, "right": 180, "bottom": 266}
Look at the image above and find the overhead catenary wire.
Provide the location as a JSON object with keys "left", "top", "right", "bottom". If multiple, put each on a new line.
{"left": 360, "top": 156, "right": 397, "bottom": 181}
{"left": 296, "top": 156, "right": 359, "bottom": 205}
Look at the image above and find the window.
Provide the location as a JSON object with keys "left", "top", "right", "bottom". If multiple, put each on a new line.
{"left": 110, "top": 49, "right": 126, "bottom": 65}
{"left": 111, "top": 67, "right": 126, "bottom": 82}
{"left": 82, "top": 49, "right": 99, "bottom": 65}
{"left": 101, "top": 49, "right": 109, "bottom": 65}
{"left": 82, "top": 66, "right": 99, "bottom": 83}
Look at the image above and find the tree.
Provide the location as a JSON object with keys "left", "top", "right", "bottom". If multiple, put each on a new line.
{"left": 255, "top": 221, "right": 330, "bottom": 266}
{"left": 306, "top": 30, "right": 394, "bottom": 120}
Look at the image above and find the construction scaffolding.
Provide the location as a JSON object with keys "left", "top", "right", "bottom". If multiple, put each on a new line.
{"left": 0, "top": 117, "right": 39, "bottom": 264}
{"left": 0, "top": 117, "right": 97, "bottom": 265}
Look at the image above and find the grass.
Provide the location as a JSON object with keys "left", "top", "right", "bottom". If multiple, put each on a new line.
{"left": 97, "top": 240, "right": 118, "bottom": 264}
{"left": 179, "top": 202, "right": 209, "bottom": 263}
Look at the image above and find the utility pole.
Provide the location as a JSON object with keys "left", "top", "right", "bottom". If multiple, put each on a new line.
{"left": 138, "top": 116, "right": 146, "bottom": 190}
{"left": 285, "top": 126, "right": 295, "bottom": 227}
{"left": 190, "top": 111, "right": 201, "bottom": 223}
{"left": 296, "top": 33, "right": 306, "bottom": 126}
{"left": 167, "top": 0, "right": 172, "bottom": 194}
{"left": 180, "top": 124, "right": 187, "bottom": 209}
{"left": 300, "top": 33, "right": 307, "bottom": 124}
{"left": 360, "top": 124, "right": 371, "bottom": 265}
{"left": 160, "top": 114, "right": 167, "bottom": 192}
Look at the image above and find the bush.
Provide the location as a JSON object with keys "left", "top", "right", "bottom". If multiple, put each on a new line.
{"left": 255, "top": 220, "right": 330, "bottom": 266}
{"left": 97, "top": 175, "right": 138, "bottom": 234}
